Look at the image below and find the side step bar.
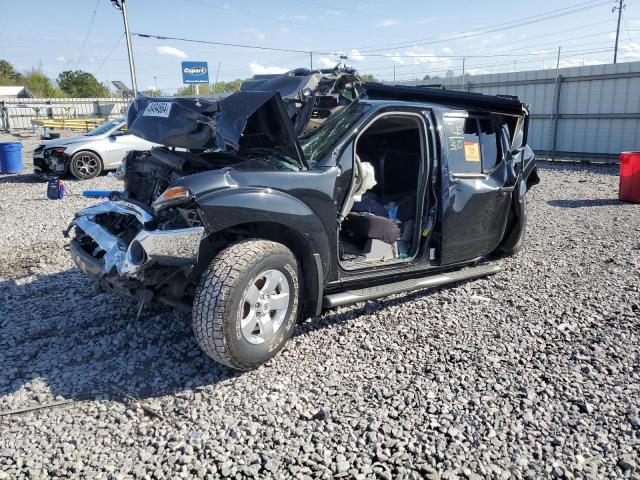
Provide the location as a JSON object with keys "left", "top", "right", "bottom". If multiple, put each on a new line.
{"left": 322, "top": 264, "right": 502, "bottom": 309}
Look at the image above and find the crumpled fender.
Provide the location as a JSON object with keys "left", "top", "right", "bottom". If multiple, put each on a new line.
{"left": 196, "top": 187, "right": 331, "bottom": 278}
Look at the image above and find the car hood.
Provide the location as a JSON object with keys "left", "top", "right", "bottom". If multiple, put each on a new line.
{"left": 127, "top": 91, "right": 307, "bottom": 169}
{"left": 41, "top": 135, "right": 96, "bottom": 148}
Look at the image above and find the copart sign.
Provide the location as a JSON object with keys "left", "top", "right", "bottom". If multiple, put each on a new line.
{"left": 181, "top": 61, "right": 209, "bottom": 84}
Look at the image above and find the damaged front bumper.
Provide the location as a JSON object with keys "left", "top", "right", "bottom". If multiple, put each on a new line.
{"left": 33, "top": 148, "right": 69, "bottom": 175}
{"left": 65, "top": 201, "right": 204, "bottom": 281}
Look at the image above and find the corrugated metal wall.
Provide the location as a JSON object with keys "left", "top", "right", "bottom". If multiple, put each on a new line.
{"left": 0, "top": 97, "right": 131, "bottom": 130}
{"left": 397, "top": 61, "right": 640, "bottom": 160}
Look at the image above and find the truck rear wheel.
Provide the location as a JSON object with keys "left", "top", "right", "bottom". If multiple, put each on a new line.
{"left": 192, "top": 239, "right": 300, "bottom": 370}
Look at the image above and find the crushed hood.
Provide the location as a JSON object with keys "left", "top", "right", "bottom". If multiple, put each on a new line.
{"left": 127, "top": 67, "right": 363, "bottom": 169}
{"left": 127, "top": 90, "right": 306, "bottom": 168}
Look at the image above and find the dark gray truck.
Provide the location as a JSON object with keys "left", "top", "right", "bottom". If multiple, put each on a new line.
{"left": 66, "top": 67, "right": 538, "bottom": 369}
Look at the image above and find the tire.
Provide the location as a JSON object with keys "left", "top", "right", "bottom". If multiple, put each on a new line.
{"left": 69, "top": 151, "right": 102, "bottom": 180}
{"left": 497, "top": 195, "right": 528, "bottom": 256}
{"left": 192, "top": 239, "right": 301, "bottom": 370}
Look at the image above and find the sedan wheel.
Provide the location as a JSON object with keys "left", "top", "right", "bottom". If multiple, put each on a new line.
{"left": 70, "top": 151, "right": 102, "bottom": 180}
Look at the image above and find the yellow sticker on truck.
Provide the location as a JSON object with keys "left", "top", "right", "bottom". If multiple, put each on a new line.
{"left": 464, "top": 141, "right": 480, "bottom": 162}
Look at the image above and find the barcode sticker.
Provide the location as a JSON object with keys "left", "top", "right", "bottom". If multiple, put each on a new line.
{"left": 143, "top": 102, "right": 172, "bottom": 118}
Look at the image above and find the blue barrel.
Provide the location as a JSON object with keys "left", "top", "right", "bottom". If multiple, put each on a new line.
{"left": 0, "top": 142, "right": 23, "bottom": 174}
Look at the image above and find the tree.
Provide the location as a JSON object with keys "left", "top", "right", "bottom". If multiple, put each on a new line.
{"left": 360, "top": 73, "right": 379, "bottom": 83}
{"left": 57, "top": 70, "right": 110, "bottom": 97}
{"left": 0, "top": 60, "right": 23, "bottom": 85}
{"left": 23, "top": 69, "right": 61, "bottom": 97}
{"left": 213, "top": 79, "right": 243, "bottom": 96}
{"left": 142, "top": 88, "right": 164, "bottom": 97}
{"left": 176, "top": 80, "right": 243, "bottom": 97}
{"left": 445, "top": 69, "right": 455, "bottom": 78}
{"left": 177, "top": 84, "right": 211, "bottom": 96}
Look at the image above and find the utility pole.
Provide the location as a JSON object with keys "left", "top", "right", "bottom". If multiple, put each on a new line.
{"left": 153, "top": 76, "right": 158, "bottom": 91}
{"left": 461, "top": 58, "right": 465, "bottom": 89}
{"left": 213, "top": 62, "right": 221, "bottom": 100}
{"left": 111, "top": 0, "right": 138, "bottom": 95}
{"left": 393, "top": 65, "right": 396, "bottom": 83}
{"left": 546, "top": 46, "right": 562, "bottom": 161}
{"left": 309, "top": 52, "right": 313, "bottom": 70}
{"left": 613, "top": 0, "right": 625, "bottom": 64}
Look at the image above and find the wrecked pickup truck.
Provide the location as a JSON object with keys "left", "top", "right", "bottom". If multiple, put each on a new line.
{"left": 65, "top": 67, "right": 538, "bottom": 370}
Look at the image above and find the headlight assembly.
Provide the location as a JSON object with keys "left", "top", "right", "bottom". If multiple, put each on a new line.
{"left": 152, "top": 186, "right": 192, "bottom": 210}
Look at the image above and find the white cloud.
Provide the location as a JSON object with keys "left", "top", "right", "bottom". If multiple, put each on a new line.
{"left": 241, "top": 28, "right": 266, "bottom": 41}
{"left": 621, "top": 42, "right": 640, "bottom": 60}
{"left": 374, "top": 19, "right": 400, "bottom": 27}
{"left": 467, "top": 68, "right": 491, "bottom": 75}
{"left": 442, "top": 47, "right": 452, "bottom": 54}
{"left": 56, "top": 55, "right": 67, "bottom": 63}
{"left": 385, "top": 53, "right": 405, "bottom": 65}
{"left": 156, "top": 46, "right": 187, "bottom": 59}
{"left": 334, "top": 49, "right": 365, "bottom": 62}
{"left": 88, "top": 56, "right": 96, "bottom": 64}
{"left": 249, "top": 62, "right": 288, "bottom": 75}
{"left": 559, "top": 58, "right": 605, "bottom": 68}
{"left": 349, "top": 49, "right": 365, "bottom": 61}
{"left": 320, "top": 57, "right": 336, "bottom": 68}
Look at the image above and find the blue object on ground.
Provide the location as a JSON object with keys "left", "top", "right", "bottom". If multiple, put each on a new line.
{"left": 82, "top": 190, "right": 124, "bottom": 199}
{"left": 0, "top": 142, "right": 23, "bottom": 173}
{"left": 47, "top": 178, "right": 65, "bottom": 200}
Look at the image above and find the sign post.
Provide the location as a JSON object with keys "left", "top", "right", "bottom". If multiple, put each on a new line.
{"left": 181, "top": 61, "right": 209, "bottom": 96}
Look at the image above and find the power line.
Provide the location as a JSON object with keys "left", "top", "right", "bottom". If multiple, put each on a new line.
{"left": 132, "top": 32, "right": 319, "bottom": 55}
{"left": 353, "top": 0, "right": 611, "bottom": 53}
{"left": 378, "top": 48, "right": 615, "bottom": 79}
{"left": 355, "top": 23, "right": 621, "bottom": 71}
{"left": 76, "top": 0, "right": 101, "bottom": 69}
{"left": 95, "top": 32, "right": 125, "bottom": 75}
{"left": 132, "top": 31, "right": 620, "bottom": 60}
{"left": 355, "top": 0, "right": 612, "bottom": 53}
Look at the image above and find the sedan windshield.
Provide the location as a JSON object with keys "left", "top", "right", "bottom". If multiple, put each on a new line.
{"left": 85, "top": 118, "right": 124, "bottom": 136}
{"left": 299, "top": 102, "right": 369, "bottom": 166}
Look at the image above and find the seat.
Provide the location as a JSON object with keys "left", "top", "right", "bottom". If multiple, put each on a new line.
{"left": 343, "top": 212, "right": 401, "bottom": 244}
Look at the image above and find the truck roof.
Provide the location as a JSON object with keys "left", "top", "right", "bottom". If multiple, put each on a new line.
{"left": 363, "top": 83, "right": 526, "bottom": 115}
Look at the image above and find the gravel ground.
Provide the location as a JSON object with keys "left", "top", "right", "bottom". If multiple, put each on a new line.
{"left": 1, "top": 133, "right": 639, "bottom": 479}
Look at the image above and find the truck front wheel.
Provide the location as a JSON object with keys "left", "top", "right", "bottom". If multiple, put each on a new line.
{"left": 192, "top": 239, "right": 300, "bottom": 370}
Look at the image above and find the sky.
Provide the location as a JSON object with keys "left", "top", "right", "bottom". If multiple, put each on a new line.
{"left": 2, "top": 0, "right": 640, "bottom": 93}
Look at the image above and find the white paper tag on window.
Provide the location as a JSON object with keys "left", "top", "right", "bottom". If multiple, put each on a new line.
{"left": 143, "top": 102, "right": 172, "bottom": 118}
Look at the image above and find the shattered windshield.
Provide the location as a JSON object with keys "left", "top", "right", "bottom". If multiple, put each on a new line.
{"left": 236, "top": 148, "right": 301, "bottom": 171}
{"left": 85, "top": 118, "right": 124, "bottom": 136}
{"left": 299, "top": 102, "right": 369, "bottom": 166}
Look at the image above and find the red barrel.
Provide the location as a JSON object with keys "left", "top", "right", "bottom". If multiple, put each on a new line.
{"left": 619, "top": 152, "right": 640, "bottom": 203}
